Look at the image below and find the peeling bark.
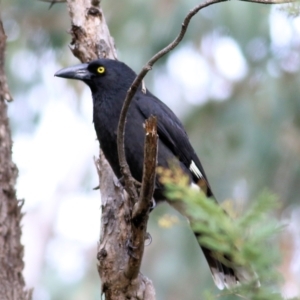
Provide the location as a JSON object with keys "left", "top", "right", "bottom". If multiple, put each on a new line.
{"left": 95, "top": 153, "right": 156, "bottom": 300}
{"left": 66, "top": 0, "right": 117, "bottom": 61}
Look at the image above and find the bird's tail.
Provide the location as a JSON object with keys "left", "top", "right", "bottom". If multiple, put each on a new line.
{"left": 163, "top": 170, "right": 257, "bottom": 289}
{"left": 192, "top": 179, "right": 257, "bottom": 289}
{"left": 195, "top": 233, "right": 254, "bottom": 290}
{"left": 169, "top": 193, "right": 256, "bottom": 290}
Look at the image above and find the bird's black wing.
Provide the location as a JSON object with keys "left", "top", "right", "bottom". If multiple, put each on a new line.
{"left": 136, "top": 91, "right": 246, "bottom": 288}
{"left": 136, "top": 90, "right": 213, "bottom": 196}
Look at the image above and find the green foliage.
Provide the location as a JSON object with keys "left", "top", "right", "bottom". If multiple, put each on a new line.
{"left": 160, "top": 168, "right": 286, "bottom": 300}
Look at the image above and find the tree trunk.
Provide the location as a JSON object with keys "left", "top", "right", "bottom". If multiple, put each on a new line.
{"left": 0, "top": 18, "right": 32, "bottom": 300}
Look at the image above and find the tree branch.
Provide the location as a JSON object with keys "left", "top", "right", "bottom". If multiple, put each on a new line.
{"left": 95, "top": 153, "right": 156, "bottom": 300}
{"left": 116, "top": 0, "right": 294, "bottom": 201}
{"left": 63, "top": 0, "right": 156, "bottom": 299}
{"left": 125, "top": 116, "right": 158, "bottom": 279}
{"left": 132, "top": 116, "right": 158, "bottom": 222}
{"left": 65, "top": 0, "right": 117, "bottom": 62}
{"left": 115, "top": 0, "right": 294, "bottom": 286}
{"left": 239, "top": 0, "right": 293, "bottom": 4}
{"left": 38, "top": 0, "right": 66, "bottom": 10}
{"left": 116, "top": 0, "right": 226, "bottom": 199}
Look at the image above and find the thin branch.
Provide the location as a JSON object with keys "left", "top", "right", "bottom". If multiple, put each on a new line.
{"left": 125, "top": 116, "right": 158, "bottom": 279}
{"left": 132, "top": 116, "right": 158, "bottom": 222}
{"left": 116, "top": 0, "right": 228, "bottom": 201}
{"left": 38, "top": 0, "right": 66, "bottom": 9}
{"left": 116, "top": 0, "right": 294, "bottom": 201}
{"left": 116, "top": 0, "right": 295, "bottom": 283}
{"left": 38, "top": 0, "right": 66, "bottom": 2}
{"left": 239, "top": 0, "right": 293, "bottom": 4}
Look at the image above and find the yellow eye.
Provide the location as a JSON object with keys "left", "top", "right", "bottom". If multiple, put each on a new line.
{"left": 97, "top": 66, "right": 105, "bottom": 74}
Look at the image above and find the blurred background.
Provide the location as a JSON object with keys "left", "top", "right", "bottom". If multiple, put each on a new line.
{"left": 1, "top": 0, "right": 300, "bottom": 299}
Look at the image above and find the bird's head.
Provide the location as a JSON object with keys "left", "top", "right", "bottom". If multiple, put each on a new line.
{"left": 55, "top": 59, "right": 137, "bottom": 93}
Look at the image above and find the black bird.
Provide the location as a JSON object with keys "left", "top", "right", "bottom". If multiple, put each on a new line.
{"left": 55, "top": 59, "right": 248, "bottom": 289}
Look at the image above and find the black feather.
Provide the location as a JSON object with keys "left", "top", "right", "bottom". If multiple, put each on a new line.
{"left": 55, "top": 58, "right": 247, "bottom": 289}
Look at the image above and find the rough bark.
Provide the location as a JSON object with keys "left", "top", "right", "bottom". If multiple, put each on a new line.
{"left": 126, "top": 117, "right": 158, "bottom": 280}
{"left": 0, "top": 19, "right": 32, "bottom": 300}
{"left": 64, "top": 1, "right": 156, "bottom": 299}
{"left": 95, "top": 154, "right": 156, "bottom": 300}
{"left": 67, "top": 0, "right": 117, "bottom": 61}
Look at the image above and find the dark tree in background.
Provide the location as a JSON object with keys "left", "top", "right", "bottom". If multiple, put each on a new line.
{"left": 0, "top": 18, "right": 31, "bottom": 300}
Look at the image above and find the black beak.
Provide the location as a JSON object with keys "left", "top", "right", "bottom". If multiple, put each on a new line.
{"left": 55, "top": 63, "right": 91, "bottom": 80}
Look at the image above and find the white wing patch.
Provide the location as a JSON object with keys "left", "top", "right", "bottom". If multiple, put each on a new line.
{"left": 190, "top": 182, "right": 201, "bottom": 191}
{"left": 189, "top": 160, "right": 203, "bottom": 179}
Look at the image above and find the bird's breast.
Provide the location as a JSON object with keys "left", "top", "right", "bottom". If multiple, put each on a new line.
{"left": 93, "top": 101, "right": 146, "bottom": 182}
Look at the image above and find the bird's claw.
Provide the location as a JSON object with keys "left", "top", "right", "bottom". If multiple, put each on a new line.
{"left": 145, "top": 232, "right": 152, "bottom": 246}
{"left": 149, "top": 198, "right": 156, "bottom": 212}
{"left": 126, "top": 239, "right": 138, "bottom": 259}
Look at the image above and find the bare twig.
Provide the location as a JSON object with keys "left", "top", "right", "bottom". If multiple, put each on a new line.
{"left": 132, "top": 116, "right": 158, "bottom": 222}
{"left": 116, "top": 0, "right": 294, "bottom": 201}
{"left": 239, "top": 0, "right": 293, "bottom": 4}
{"left": 125, "top": 116, "right": 158, "bottom": 279}
{"left": 116, "top": 0, "right": 294, "bottom": 284}
{"left": 116, "top": 0, "right": 228, "bottom": 201}
{"left": 38, "top": 0, "right": 66, "bottom": 9}
{"left": 38, "top": 0, "right": 66, "bottom": 2}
